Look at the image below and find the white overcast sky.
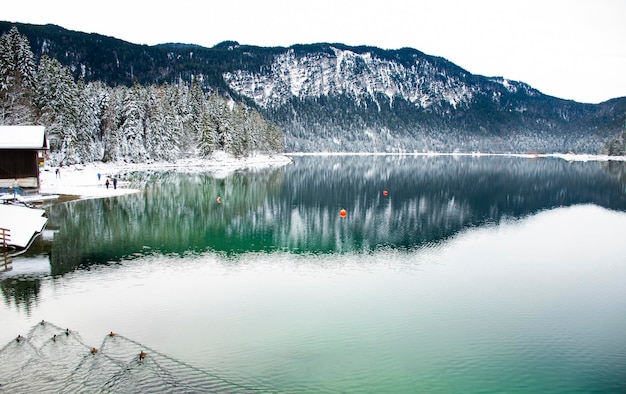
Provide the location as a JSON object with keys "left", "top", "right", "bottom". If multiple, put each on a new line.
{"left": 4, "top": 0, "right": 625, "bottom": 103}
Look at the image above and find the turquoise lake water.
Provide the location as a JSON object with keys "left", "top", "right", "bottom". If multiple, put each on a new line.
{"left": 1, "top": 155, "right": 626, "bottom": 392}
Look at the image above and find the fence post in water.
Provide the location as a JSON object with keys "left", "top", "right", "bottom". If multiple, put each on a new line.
{"left": 0, "top": 228, "right": 12, "bottom": 272}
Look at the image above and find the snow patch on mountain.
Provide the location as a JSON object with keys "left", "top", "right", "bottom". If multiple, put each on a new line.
{"left": 223, "top": 47, "right": 476, "bottom": 110}
{"left": 488, "top": 76, "right": 542, "bottom": 97}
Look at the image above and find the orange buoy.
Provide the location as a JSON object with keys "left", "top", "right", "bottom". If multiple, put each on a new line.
{"left": 383, "top": 190, "right": 388, "bottom": 196}
{"left": 340, "top": 209, "right": 347, "bottom": 218}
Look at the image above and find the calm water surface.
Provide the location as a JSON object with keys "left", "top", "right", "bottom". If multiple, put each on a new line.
{"left": 2, "top": 155, "right": 626, "bottom": 393}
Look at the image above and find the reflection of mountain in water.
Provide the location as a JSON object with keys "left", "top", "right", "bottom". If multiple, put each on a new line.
{"left": 42, "top": 156, "right": 626, "bottom": 274}
{"left": 275, "top": 155, "right": 626, "bottom": 251}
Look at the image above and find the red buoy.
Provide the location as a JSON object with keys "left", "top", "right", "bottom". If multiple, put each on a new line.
{"left": 340, "top": 209, "right": 347, "bottom": 218}
{"left": 383, "top": 190, "right": 388, "bottom": 196}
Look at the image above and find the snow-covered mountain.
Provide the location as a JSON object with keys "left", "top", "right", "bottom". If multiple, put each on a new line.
{"left": 2, "top": 21, "right": 625, "bottom": 154}
{"left": 219, "top": 43, "right": 621, "bottom": 153}
{"left": 223, "top": 46, "right": 536, "bottom": 110}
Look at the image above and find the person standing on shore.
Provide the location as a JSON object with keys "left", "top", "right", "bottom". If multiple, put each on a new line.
{"left": 105, "top": 179, "right": 110, "bottom": 189}
{"left": 113, "top": 178, "right": 117, "bottom": 190}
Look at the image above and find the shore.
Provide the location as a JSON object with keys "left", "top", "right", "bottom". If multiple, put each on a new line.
{"left": 39, "top": 152, "right": 293, "bottom": 200}
{"left": 30, "top": 151, "right": 626, "bottom": 200}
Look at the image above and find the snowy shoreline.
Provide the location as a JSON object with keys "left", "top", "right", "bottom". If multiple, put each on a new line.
{"left": 39, "top": 152, "right": 294, "bottom": 200}
{"left": 38, "top": 151, "right": 625, "bottom": 201}
{"left": 288, "top": 151, "right": 626, "bottom": 162}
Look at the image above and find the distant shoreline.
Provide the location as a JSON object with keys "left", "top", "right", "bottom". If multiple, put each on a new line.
{"left": 38, "top": 151, "right": 625, "bottom": 202}
{"left": 287, "top": 151, "right": 626, "bottom": 162}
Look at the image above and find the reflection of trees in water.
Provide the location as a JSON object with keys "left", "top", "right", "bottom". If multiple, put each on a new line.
{"left": 268, "top": 155, "right": 626, "bottom": 251}
{"left": 0, "top": 277, "right": 40, "bottom": 315}
{"left": 48, "top": 168, "right": 285, "bottom": 274}
{"left": 602, "top": 160, "right": 626, "bottom": 186}
{"left": 0, "top": 238, "right": 50, "bottom": 314}
{"left": 46, "top": 156, "right": 626, "bottom": 274}
{"left": 7, "top": 157, "right": 622, "bottom": 315}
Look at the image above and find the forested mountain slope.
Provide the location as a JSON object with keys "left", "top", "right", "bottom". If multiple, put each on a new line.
{"left": 0, "top": 26, "right": 283, "bottom": 165}
{"left": 2, "top": 21, "right": 625, "bottom": 154}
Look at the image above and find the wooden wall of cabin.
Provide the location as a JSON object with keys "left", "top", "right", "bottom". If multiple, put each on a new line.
{"left": 0, "top": 150, "right": 39, "bottom": 188}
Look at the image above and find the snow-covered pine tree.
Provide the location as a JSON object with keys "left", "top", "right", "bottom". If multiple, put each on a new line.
{"left": 141, "top": 85, "right": 158, "bottom": 161}
{"left": 229, "top": 103, "right": 249, "bottom": 157}
{"left": 80, "top": 81, "right": 109, "bottom": 161}
{"left": 165, "top": 81, "right": 190, "bottom": 158}
{"left": 207, "top": 94, "right": 231, "bottom": 152}
{"left": 261, "top": 120, "right": 284, "bottom": 153}
{"left": 147, "top": 84, "right": 180, "bottom": 161}
{"left": 74, "top": 77, "right": 101, "bottom": 162}
{"left": 0, "top": 26, "right": 37, "bottom": 124}
{"left": 197, "top": 105, "right": 215, "bottom": 157}
{"left": 164, "top": 83, "right": 186, "bottom": 159}
{"left": 1, "top": 26, "right": 284, "bottom": 164}
{"left": 605, "top": 129, "right": 626, "bottom": 156}
{"left": 119, "top": 82, "right": 147, "bottom": 162}
{"left": 35, "top": 55, "right": 82, "bottom": 164}
{"left": 101, "top": 87, "right": 123, "bottom": 162}
{"left": 188, "top": 77, "right": 205, "bottom": 153}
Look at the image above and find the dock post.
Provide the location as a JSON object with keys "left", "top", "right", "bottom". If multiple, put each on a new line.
{"left": 0, "top": 227, "right": 12, "bottom": 272}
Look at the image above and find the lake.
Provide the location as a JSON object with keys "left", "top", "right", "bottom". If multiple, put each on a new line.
{"left": 1, "top": 155, "right": 626, "bottom": 393}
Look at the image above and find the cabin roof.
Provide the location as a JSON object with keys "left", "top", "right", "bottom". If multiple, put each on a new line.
{"left": 0, "top": 126, "right": 48, "bottom": 150}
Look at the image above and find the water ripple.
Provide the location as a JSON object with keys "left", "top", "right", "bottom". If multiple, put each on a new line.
{"left": 0, "top": 321, "right": 275, "bottom": 393}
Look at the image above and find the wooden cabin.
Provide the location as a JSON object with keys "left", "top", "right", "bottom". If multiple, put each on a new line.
{"left": 0, "top": 126, "right": 48, "bottom": 191}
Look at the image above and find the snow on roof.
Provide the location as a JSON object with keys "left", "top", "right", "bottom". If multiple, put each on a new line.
{"left": 0, "top": 126, "right": 48, "bottom": 149}
{"left": 0, "top": 204, "right": 47, "bottom": 248}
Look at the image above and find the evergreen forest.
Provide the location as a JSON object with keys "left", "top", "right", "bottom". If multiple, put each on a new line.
{"left": 0, "top": 27, "right": 284, "bottom": 165}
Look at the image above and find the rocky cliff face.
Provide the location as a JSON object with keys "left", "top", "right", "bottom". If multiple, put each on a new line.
{"left": 223, "top": 46, "right": 538, "bottom": 112}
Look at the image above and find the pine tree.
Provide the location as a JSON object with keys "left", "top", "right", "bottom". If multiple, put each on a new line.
{"left": 605, "top": 129, "right": 626, "bottom": 156}
{"left": 81, "top": 81, "right": 109, "bottom": 160}
{"left": 188, "top": 77, "right": 205, "bottom": 148}
{"left": 119, "top": 82, "right": 147, "bottom": 162}
{"left": 75, "top": 77, "right": 101, "bottom": 162}
{"left": 101, "top": 87, "right": 123, "bottom": 162}
{"left": 230, "top": 104, "right": 247, "bottom": 157}
{"left": 0, "top": 29, "right": 286, "bottom": 165}
{"left": 207, "top": 94, "right": 235, "bottom": 153}
{"left": 0, "top": 27, "right": 37, "bottom": 124}
{"left": 35, "top": 55, "right": 82, "bottom": 164}
{"left": 164, "top": 83, "right": 185, "bottom": 159}
{"left": 146, "top": 84, "right": 180, "bottom": 161}
{"left": 197, "top": 107, "right": 216, "bottom": 157}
